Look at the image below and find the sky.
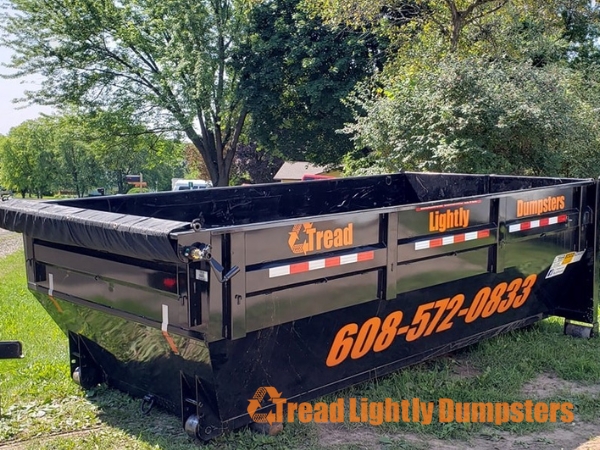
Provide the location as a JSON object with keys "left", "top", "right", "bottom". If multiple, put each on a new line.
{"left": 0, "top": 43, "right": 55, "bottom": 136}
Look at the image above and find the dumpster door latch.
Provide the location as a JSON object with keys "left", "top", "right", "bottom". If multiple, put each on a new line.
{"left": 582, "top": 206, "right": 593, "bottom": 226}
{"left": 182, "top": 244, "right": 240, "bottom": 284}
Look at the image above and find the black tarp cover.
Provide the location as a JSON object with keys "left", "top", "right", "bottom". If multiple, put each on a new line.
{"left": 0, "top": 199, "right": 191, "bottom": 263}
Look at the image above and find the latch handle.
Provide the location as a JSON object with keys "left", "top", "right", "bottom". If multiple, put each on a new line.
{"left": 182, "top": 244, "right": 240, "bottom": 284}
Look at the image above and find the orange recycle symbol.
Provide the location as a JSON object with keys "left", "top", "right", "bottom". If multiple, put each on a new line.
{"left": 288, "top": 222, "right": 313, "bottom": 254}
{"left": 247, "top": 387, "right": 284, "bottom": 425}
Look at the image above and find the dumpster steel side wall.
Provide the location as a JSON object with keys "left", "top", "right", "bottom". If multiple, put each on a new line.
{"left": 11, "top": 173, "right": 599, "bottom": 441}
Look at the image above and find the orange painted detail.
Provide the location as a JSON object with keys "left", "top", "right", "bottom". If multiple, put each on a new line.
{"left": 288, "top": 222, "right": 353, "bottom": 255}
{"left": 428, "top": 207, "right": 470, "bottom": 232}
{"left": 247, "top": 386, "right": 284, "bottom": 425}
{"left": 162, "top": 331, "right": 180, "bottom": 355}
{"left": 517, "top": 196, "right": 565, "bottom": 218}
{"left": 326, "top": 274, "right": 538, "bottom": 367}
{"left": 48, "top": 296, "right": 63, "bottom": 313}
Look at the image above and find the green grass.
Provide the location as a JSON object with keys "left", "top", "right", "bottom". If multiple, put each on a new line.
{"left": 1, "top": 249, "right": 599, "bottom": 449}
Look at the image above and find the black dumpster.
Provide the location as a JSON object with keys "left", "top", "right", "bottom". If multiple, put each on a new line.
{"left": 0, "top": 172, "right": 597, "bottom": 441}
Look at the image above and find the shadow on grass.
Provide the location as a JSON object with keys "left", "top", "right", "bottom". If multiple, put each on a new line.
{"left": 76, "top": 386, "right": 320, "bottom": 450}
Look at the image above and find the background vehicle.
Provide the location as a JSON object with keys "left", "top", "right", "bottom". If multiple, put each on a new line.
{"left": 172, "top": 179, "right": 212, "bottom": 191}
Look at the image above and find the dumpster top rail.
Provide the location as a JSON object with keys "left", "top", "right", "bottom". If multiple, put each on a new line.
{"left": 0, "top": 172, "right": 594, "bottom": 263}
{"left": 49, "top": 172, "right": 595, "bottom": 227}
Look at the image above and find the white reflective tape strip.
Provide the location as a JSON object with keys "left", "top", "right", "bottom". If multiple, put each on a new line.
{"left": 269, "top": 265, "right": 290, "bottom": 278}
{"left": 442, "top": 236, "right": 454, "bottom": 245}
{"left": 48, "top": 273, "right": 54, "bottom": 297}
{"left": 162, "top": 304, "right": 168, "bottom": 332}
{"left": 415, "top": 240, "right": 430, "bottom": 250}
{"left": 308, "top": 259, "right": 326, "bottom": 270}
{"left": 509, "top": 215, "right": 566, "bottom": 233}
{"left": 415, "top": 229, "right": 493, "bottom": 250}
{"left": 340, "top": 254, "right": 358, "bottom": 265}
{"left": 268, "top": 251, "right": 374, "bottom": 278}
{"left": 464, "top": 231, "right": 478, "bottom": 241}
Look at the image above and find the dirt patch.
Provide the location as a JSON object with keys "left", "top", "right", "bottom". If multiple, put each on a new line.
{"left": 521, "top": 373, "right": 600, "bottom": 399}
{"left": 0, "top": 428, "right": 102, "bottom": 449}
{"left": 317, "top": 421, "right": 600, "bottom": 449}
{"left": 0, "top": 232, "right": 22, "bottom": 260}
{"left": 450, "top": 360, "right": 482, "bottom": 379}
{"left": 317, "top": 373, "right": 600, "bottom": 450}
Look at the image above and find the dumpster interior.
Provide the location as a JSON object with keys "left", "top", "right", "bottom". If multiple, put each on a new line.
{"left": 53, "top": 172, "right": 588, "bottom": 228}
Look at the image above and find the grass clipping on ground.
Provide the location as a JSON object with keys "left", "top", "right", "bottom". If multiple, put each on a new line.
{"left": 0, "top": 250, "right": 599, "bottom": 450}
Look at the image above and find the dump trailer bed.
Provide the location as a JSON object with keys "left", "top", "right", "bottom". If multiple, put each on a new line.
{"left": 0, "top": 172, "right": 597, "bottom": 441}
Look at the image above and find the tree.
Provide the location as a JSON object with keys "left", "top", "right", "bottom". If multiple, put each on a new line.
{"left": 183, "top": 144, "right": 211, "bottom": 181}
{"left": 76, "top": 110, "right": 186, "bottom": 193}
{"left": 231, "top": 142, "right": 284, "bottom": 184}
{"left": 1, "top": 0, "right": 247, "bottom": 186}
{"left": 51, "top": 116, "right": 104, "bottom": 197}
{"left": 307, "top": 0, "right": 600, "bottom": 71}
{"left": 0, "top": 119, "right": 58, "bottom": 198}
{"left": 301, "top": 0, "right": 600, "bottom": 178}
{"left": 303, "top": 0, "right": 512, "bottom": 52}
{"left": 236, "top": 0, "right": 387, "bottom": 165}
{"left": 0, "top": 135, "right": 31, "bottom": 197}
{"left": 0, "top": 112, "right": 185, "bottom": 197}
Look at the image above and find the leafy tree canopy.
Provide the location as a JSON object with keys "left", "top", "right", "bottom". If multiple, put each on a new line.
{"left": 343, "top": 57, "right": 600, "bottom": 177}
{"left": 0, "top": 111, "right": 185, "bottom": 197}
{"left": 1, "top": 0, "right": 247, "bottom": 186}
{"left": 236, "top": 0, "right": 387, "bottom": 165}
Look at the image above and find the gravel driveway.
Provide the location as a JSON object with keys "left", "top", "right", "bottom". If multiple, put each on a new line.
{"left": 0, "top": 229, "right": 23, "bottom": 259}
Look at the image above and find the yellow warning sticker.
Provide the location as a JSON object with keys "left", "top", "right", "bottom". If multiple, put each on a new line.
{"left": 546, "top": 251, "right": 585, "bottom": 279}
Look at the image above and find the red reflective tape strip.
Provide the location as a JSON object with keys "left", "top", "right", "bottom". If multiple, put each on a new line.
{"left": 477, "top": 229, "right": 490, "bottom": 239}
{"left": 290, "top": 261, "right": 309, "bottom": 274}
{"left": 269, "top": 251, "right": 374, "bottom": 278}
{"left": 325, "top": 256, "right": 341, "bottom": 267}
{"left": 357, "top": 251, "right": 375, "bottom": 262}
{"left": 415, "top": 229, "right": 492, "bottom": 251}
{"left": 429, "top": 238, "right": 443, "bottom": 248}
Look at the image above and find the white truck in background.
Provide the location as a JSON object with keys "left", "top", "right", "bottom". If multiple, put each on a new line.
{"left": 171, "top": 178, "right": 212, "bottom": 191}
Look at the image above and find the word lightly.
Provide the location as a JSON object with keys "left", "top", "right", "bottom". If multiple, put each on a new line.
{"left": 517, "top": 196, "right": 565, "bottom": 218}
{"left": 247, "top": 392, "right": 574, "bottom": 426}
{"left": 326, "top": 274, "right": 537, "bottom": 367}
{"left": 288, "top": 222, "right": 353, "bottom": 255}
{"left": 429, "top": 207, "right": 470, "bottom": 232}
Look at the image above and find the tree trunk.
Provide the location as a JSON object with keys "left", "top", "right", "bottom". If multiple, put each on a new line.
{"left": 185, "top": 108, "right": 248, "bottom": 187}
{"left": 117, "top": 172, "right": 125, "bottom": 194}
{"left": 187, "top": 133, "right": 232, "bottom": 187}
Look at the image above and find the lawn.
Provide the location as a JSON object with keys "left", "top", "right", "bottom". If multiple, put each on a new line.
{"left": 1, "top": 248, "right": 599, "bottom": 450}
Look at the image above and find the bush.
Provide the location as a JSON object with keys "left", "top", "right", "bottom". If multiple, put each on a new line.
{"left": 127, "top": 187, "right": 151, "bottom": 194}
{"left": 343, "top": 56, "right": 600, "bottom": 177}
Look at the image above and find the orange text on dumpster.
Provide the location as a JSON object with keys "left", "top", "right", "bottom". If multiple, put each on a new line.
{"left": 326, "top": 274, "right": 537, "bottom": 367}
